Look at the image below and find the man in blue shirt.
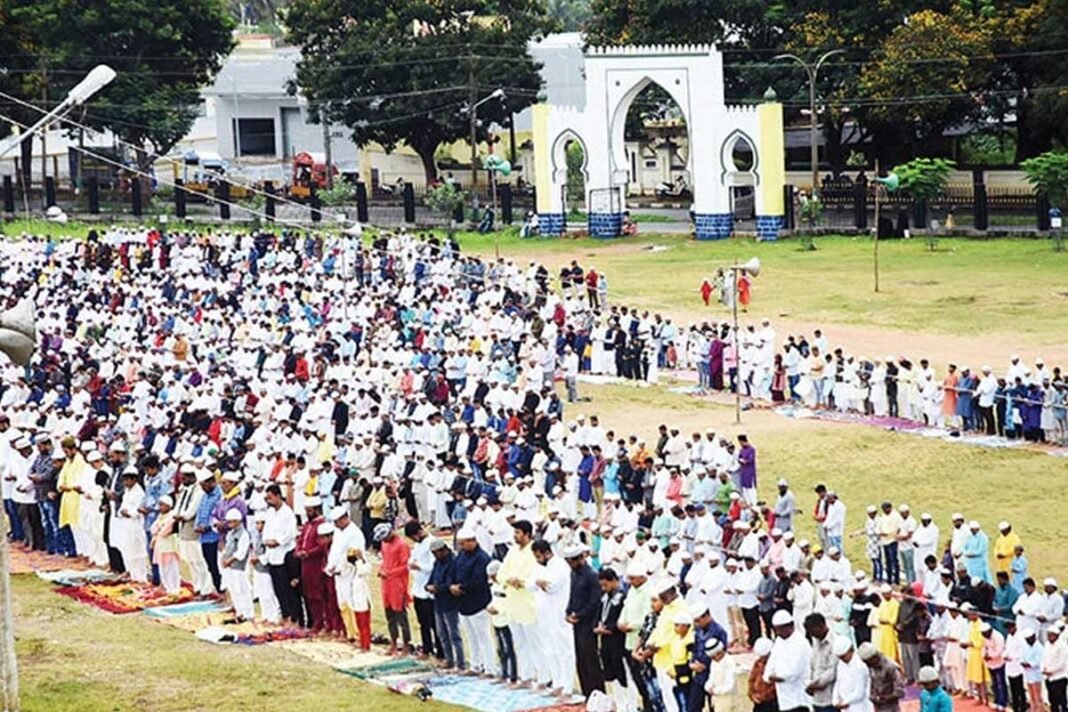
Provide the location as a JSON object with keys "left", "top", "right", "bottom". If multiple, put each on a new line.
{"left": 139, "top": 455, "right": 168, "bottom": 585}
{"left": 689, "top": 604, "right": 729, "bottom": 712}
{"left": 427, "top": 538, "right": 464, "bottom": 670}
{"left": 195, "top": 472, "right": 223, "bottom": 593}
{"left": 453, "top": 529, "right": 493, "bottom": 674}
{"left": 919, "top": 665, "right": 953, "bottom": 712}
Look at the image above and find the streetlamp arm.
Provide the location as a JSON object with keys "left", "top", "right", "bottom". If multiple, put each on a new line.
{"left": 813, "top": 49, "right": 846, "bottom": 81}
{"left": 772, "top": 53, "right": 814, "bottom": 81}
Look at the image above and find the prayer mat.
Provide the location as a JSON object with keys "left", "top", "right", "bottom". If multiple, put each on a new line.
{"left": 423, "top": 675, "right": 567, "bottom": 712}
{"left": 515, "top": 704, "right": 585, "bottom": 712}
{"left": 193, "top": 625, "right": 313, "bottom": 646}
{"left": 275, "top": 639, "right": 392, "bottom": 670}
{"left": 53, "top": 580, "right": 197, "bottom": 614}
{"left": 386, "top": 677, "right": 434, "bottom": 700}
{"left": 150, "top": 611, "right": 249, "bottom": 633}
{"left": 142, "top": 600, "right": 229, "bottom": 619}
{"left": 10, "top": 548, "right": 94, "bottom": 575}
{"left": 339, "top": 658, "right": 435, "bottom": 681}
{"left": 233, "top": 628, "right": 315, "bottom": 645}
{"left": 35, "top": 568, "right": 116, "bottom": 587}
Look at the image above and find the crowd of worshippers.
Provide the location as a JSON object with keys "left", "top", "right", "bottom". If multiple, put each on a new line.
{"left": 3, "top": 225, "right": 1068, "bottom": 712}
{"left": 679, "top": 320, "right": 1068, "bottom": 445}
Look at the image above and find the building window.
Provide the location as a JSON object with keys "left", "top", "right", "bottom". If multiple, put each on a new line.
{"left": 234, "top": 118, "right": 276, "bottom": 156}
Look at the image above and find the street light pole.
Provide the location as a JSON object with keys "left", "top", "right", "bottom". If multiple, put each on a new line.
{"left": 0, "top": 66, "right": 113, "bottom": 712}
{"left": 0, "top": 65, "right": 116, "bottom": 160}
{"left": 773, "top": 50, "right": 844, "bottom": 201}
{"left": 465, "top": 87, "right": 506, "bottom": 201}
{"left": 732, "top": 260, "right": 741, "bottom": 424}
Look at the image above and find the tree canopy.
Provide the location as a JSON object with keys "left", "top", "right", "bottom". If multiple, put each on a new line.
{"left": 583, "top": 0, "right": 1068, "bottom": 166}
{"left": 285, "top": 0, "right": 550, "bottom": 184}
{"left": 1, "top": 0, "right": 234, "bottom": 174}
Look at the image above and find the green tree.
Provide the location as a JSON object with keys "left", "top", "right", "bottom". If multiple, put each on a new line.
{"left": 1021, "top": 151, "right": 1068, "bottom": 209}
{"left": 585, "top": 0, "right": 774, "bottom": 47}
{"left": 285, "top": 0, "right": 548, "bottom": 185}
{"left": 859, "top": 10, "right": 991, "bottom": 162}
{"left": 425, "top": 181, "right": 466, "bottom": 235}
{"left": 1021, "top": 150, "right": 1068, "bottom": 249}
{"left": 4, "top": 0, "right": 234, "bottom": 174}
{"left": 891, "top": 156, "right": 955, "bottom": 220}
{"left": 545, "top": 0, "right": 591, "bottom": 30}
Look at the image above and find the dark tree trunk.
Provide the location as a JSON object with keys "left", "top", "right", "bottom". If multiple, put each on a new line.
{"left": 823, "top": 119, "right": 847, "bottom": 176}
{"left": 415, "top": 144, "right": 438, "bottom": 186}
{"left": 19, "top": 134, "right": 32, "bottom": 186}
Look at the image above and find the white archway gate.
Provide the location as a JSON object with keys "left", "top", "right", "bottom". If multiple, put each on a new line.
{"left": 532, "top": 44, "right": 786, "bottom": 239}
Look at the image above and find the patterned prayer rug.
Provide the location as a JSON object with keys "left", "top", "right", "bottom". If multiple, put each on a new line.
{"left": 9, "top": 547, "right": 94, "bottom": 575}
{"left": 274, "top": 639, "right": 392, "bottom": 670}
{"left": 35, "top": 568, "right": 116, "bottom": 587}
{"left": 141, "top": 600, "right": 230, "bottom": 619}
{"left": 338, "top": 658, "right": 436, "bottom": 681}
{"left": 422, "top": 675, "right": 574, "bottom": 712}
{"left": 53, "top": 580, "right": 198, "bottom": 614}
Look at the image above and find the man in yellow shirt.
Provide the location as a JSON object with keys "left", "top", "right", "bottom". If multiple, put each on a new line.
{"left": 877, "top": 501, "right": 904, "bottom": 585}
{"left": 499, "top": 520, "right": 539, "bottom": 685}
{"left": 638, "top": 580, "right": 689, "bottom": 712}
{"left": 57, "top": 438, "right": 88, "bottom": 556}
{"left": 992, "top": 521, "right": 1021, "bottom": 575}
{"left": 873, "top": 584, "right": 900, "bottom": 662}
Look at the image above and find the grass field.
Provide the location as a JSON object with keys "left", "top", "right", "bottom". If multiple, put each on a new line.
{"left": 6, "top": 217, "right": 1068, "bottom": 711}
{"left": 9, "top": 574, "right": 454, "bottom": 712}
{"left": 453, "top": 231, "right": 1068, "bottom": 345}
{"left": 581, "top": 380, "right": 1068, "bottom": 571}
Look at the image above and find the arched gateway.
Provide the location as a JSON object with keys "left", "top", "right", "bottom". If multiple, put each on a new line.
{"left": 531, "top": 44, "right": 786, "bottom": 239}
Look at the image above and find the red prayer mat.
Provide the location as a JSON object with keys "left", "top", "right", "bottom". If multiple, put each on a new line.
{"left": 54, "top": 580, "right": 198, "bottom": 614}
{"left": 902, "top": 690, "right": 989, "bottom": 712}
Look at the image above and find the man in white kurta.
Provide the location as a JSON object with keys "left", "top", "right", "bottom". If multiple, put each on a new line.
{"left": 833, "top": 637, "right": 873, "bottom": 712}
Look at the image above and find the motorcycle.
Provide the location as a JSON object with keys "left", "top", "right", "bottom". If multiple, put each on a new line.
{"left": 655, "top": 175, "right": 691, "bottom": 200}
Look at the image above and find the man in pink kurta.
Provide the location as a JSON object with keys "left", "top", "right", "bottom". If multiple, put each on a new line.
{"left": 376, "top": 523, "right": 413, "bottom": 654}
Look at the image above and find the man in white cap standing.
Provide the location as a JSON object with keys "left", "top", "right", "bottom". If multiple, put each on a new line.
{"left": 994, "top": 521, "right": 1022, "bottom": 577}
{"left": 175, "top": 468, "right": 211, "bottom": 595}
{"left": 1041, "top": 624, "right": 1068, "bottom": 712}
{"left": 263, "top": 483, "right": 302, "bottom": 627}
{"left": 912, "top": 513, "right": 940, "bottom": 571}
{"left": 453, "top": 526, "right": 495, "bottom": 676}
{"left": 822, "top": 491, "right": 847, "bottom": 555}
{"left": 832, "top": 636, "right": 871, "bottom": 712}
{"left": 531, "top": 538, "right": 574, "bottom": 696}
{"left": 764, "top": 609, "right": 812, "bottom": 712}
{"left": 774, "top": 478, "right": 796, "bottom": 533}
{"left": 1038, "top": 578, "right": 1066, "bottom": 637}
{"left": 896, "top": 504, "right": 917, "bottom": 584}
{"left": 949, "top": 513, "right": 968, "bottom": 570}
{"left": 976, "top": 366, "right": 998, "bottom": 435}
{"left": 565, "top": 544, "right": 605, "bottom": 697}
{"left": 328, "top": 508, "right": 367, "bottom": 643}
{"left": 221, "top": 508, "right": 254, "bottom": 621}
{"left": 962, "top": 520, "right": 992, "bottom": 584}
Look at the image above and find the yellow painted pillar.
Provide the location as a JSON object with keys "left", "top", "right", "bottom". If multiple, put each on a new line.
{"left": 757, "top": 95, "right": 785, "bottom": 239}
{"left": 532, "top": 104, "right": 552, "bottom": 215}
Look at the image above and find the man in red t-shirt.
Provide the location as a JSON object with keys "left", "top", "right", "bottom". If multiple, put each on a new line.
{"left": 585, "top": 268, "right": 599, "bottom": 309}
